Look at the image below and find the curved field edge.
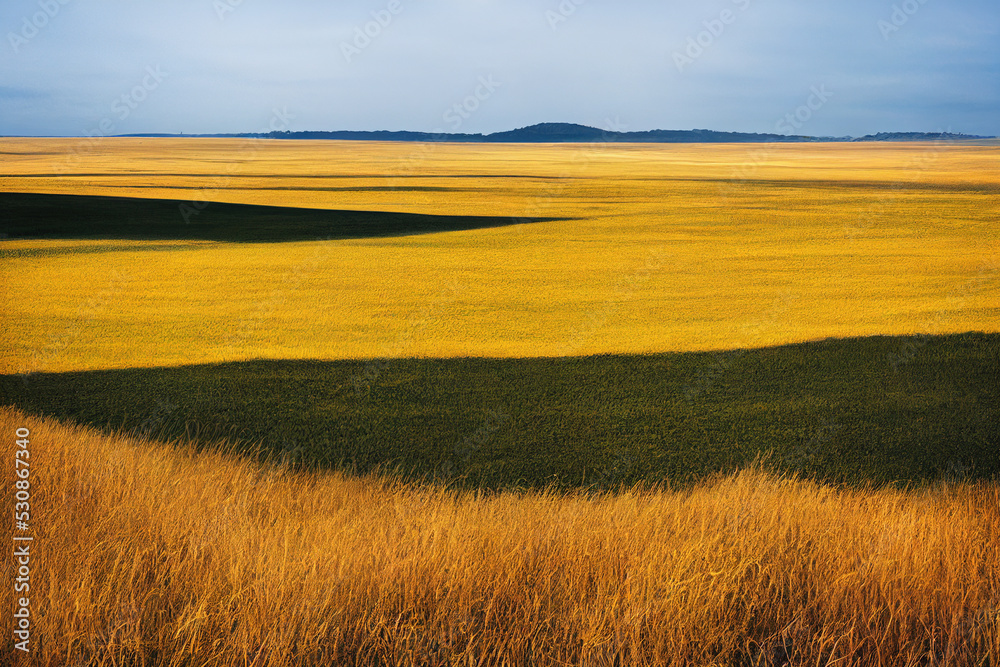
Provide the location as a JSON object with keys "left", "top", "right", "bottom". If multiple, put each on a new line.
{"left": 3, "top": 141, "right": 998, "bottom": 374}
{"left": 1, "top": 406, "right": 997, "bottom": 667}
{"left": 0, "top": 192, "right": 568, "bottom": 243}
{"left": 2, "top": 332, "right": 998, "bottom": 490}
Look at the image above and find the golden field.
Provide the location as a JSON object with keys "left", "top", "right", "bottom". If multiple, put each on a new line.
{"left": 1, "top": 138, "right": 998, "bottom": 373}
{"left": 1, "top": 406, "right": 997, "bottom": 667}
{"left": 2, "top": 138, "right": 999, "bottom": 665}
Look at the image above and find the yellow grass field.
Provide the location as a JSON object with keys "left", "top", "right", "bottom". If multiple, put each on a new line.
{"left": 2, "top": 138, "right": 998, "bottom": 373}
{"left": 2, "top": 139, "right": 999, "bottom": 665}
{"left": 1, "top": 406, "right": 997, "bottom": 667}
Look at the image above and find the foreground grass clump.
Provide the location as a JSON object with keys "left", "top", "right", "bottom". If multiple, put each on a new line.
{"left": 2, "top": 407, "right": 997, "bottom": 666}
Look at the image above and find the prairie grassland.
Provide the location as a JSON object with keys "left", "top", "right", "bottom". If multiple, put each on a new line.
{"left": 2, "top": 139, "right": 997, "bottom": 665}
{"left": 2, "top": 138, "right": 998, "bottom": 373}
{"left": 2, "top": 406, "right": 997, "bottom": 666}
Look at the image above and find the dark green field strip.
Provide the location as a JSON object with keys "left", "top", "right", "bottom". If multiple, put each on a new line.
{"left": 2, "top": 333, "right": 997, "bottom": 490}
{"left": 0, "top": 192, "right": 568, "bottom": 242}
{"left": 16, "top": 185, "right": 472, "bottom": 193}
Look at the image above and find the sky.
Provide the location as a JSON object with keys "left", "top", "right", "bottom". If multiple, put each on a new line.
{"left": 1, "top": 0, "right": 997, "bottom": 138}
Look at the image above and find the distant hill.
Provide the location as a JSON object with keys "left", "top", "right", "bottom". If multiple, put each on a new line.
{"left": 850, "top": 131, "right": 993, "bottom": 142}
{"left": 119, "top": 123, "right": 993, "bottom": 144}
{"left": 479, "top": 123, "right": 842, "bottom": 143}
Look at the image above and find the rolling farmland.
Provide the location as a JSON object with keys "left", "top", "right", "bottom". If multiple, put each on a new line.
{"left": 2, "top": 139, "right": 997, "bottom": 373}
{"left": 1, "top": 138, "right": 999, "bottom": 666}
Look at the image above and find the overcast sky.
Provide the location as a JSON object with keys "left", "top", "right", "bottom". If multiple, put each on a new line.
{"left": 1, "top": 0, "right": 997, "bottom": 137}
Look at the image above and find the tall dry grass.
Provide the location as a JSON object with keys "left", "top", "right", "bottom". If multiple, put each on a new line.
{"left": 1, "top": 405, "right": 997, "bottom": 666}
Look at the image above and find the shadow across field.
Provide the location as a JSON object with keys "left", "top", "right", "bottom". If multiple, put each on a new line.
{"left": 0, "top": 192, "right": 568, "bottom": 242}
{"left": 2, "top": 172, "right": 572, "bottom": 179}
{"left": 3, "top": 333, "right": 997, "bottom": 490}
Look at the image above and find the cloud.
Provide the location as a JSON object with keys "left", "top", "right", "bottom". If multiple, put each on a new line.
{"left": 0, "top": 0, "right": 996, "bottom": 136}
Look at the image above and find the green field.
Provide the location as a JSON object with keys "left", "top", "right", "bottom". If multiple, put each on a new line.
{"left": 4, "top": 332, "right": 996, "bottom": 490}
